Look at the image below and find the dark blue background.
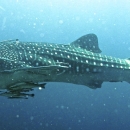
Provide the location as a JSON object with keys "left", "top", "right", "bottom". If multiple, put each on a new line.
{"left": 0, "top": 0, "right": 130, "bottom": 130}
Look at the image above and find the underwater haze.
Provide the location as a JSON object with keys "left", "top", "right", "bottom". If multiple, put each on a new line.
{"left": 0, "top": 0, "right": 130, "bottom": 130}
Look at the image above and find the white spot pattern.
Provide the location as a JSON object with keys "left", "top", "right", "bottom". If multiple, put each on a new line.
{"left": 0, "top": 39, "right": 129, "bottom": 72}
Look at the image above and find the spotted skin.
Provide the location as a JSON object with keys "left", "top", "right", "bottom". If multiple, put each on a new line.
{"left": 0, "top": 34, "right": 130, "bottom": 99}
{"left": 0, "top": 40, "right": 130, "bottom": 71}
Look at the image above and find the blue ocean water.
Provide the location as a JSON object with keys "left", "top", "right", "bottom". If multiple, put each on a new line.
{"left": 0, "top": 0, "right": 130, "bottom": 130}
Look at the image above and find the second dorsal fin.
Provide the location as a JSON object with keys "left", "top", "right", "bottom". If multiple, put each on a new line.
{"left": 71, "top": 33, "right": 102, "bottom": 53}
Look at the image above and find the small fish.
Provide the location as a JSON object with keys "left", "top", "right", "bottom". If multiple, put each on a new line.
{"left": 0, "top": 34, "right": 129, "bottom": 99}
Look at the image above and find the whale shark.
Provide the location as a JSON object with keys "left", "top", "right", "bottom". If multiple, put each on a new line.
{"left": 0, "top": 33, "right": 130, "bottom": 99}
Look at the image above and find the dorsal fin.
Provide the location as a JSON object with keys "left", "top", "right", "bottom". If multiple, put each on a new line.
{"left": 71, "top": 33, "right": 102, "bottom": 53}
